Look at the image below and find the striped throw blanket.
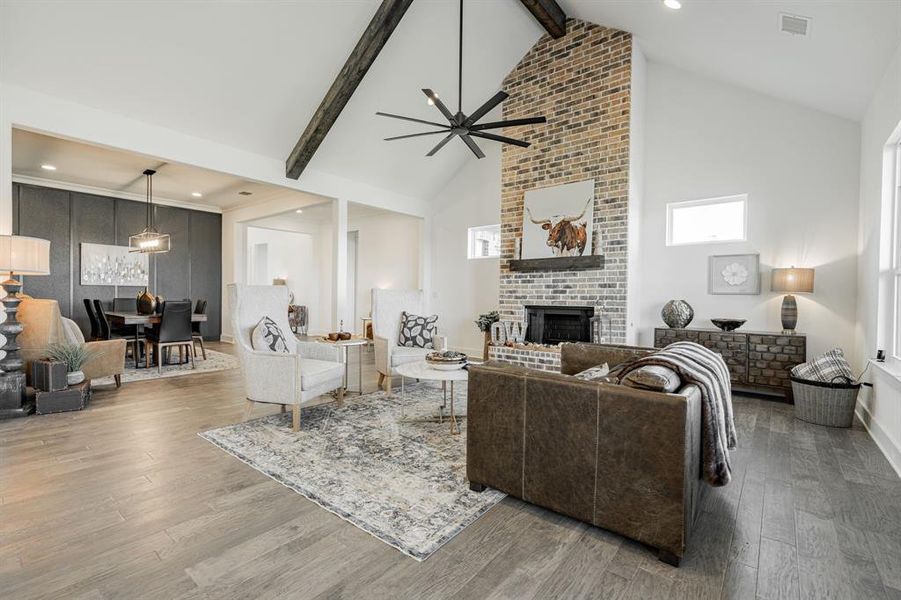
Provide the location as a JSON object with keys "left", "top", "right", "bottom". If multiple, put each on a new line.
{"left": 617, "top": 341, "right": 737, "bottom": 486}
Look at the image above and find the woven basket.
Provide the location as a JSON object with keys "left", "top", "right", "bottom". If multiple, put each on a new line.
{"left": 791, "top": 376, "right": 860, "bottom": 428}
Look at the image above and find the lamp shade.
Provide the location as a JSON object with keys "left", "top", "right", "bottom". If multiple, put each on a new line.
{"left": 0, "top": 235, "right": 51, "bottom": 275}
{"left": 771, "top": 267, "right": 814, "bottom": 294}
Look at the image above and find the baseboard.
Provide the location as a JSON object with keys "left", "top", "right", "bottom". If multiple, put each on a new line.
{"left": 855, "top": 402, "right": 901, "bottom": 479}
{"left": 219, "top": 334, "right": 235, "bottom": 344}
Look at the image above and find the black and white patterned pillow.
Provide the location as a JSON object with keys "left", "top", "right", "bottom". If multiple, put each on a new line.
{"left": 791, "top": 348, "right": 853, "bottom": 383}
{"left": 397, "top": 311, "right": 438, "bottom": 348}
{"left": 251, "top": 316, "right": 291, "bottom": 353}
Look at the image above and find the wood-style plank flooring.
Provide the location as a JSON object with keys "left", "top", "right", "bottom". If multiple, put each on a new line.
{"left": 1, "top": 342, "right": 900, "bottom": 599}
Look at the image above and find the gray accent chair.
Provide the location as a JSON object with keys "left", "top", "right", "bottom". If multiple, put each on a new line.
{"left": 228, "top": 284, "right": 344, "bottom": 431}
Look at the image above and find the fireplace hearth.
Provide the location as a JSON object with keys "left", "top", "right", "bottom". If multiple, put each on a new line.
{"left": 525, "top": 305, "right": 594, "bottom": 345}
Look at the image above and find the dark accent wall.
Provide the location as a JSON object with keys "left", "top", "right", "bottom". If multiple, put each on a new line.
{"left": 11, "top": 182, "right": 222, "bottom": 340}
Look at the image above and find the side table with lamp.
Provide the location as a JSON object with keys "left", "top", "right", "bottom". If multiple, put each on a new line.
{"left": 0, "top": 235, "right": 51, "bottom": 418}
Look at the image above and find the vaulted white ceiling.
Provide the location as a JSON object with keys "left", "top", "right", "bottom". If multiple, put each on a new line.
{"left": 2, "top": 0, "right": 899, "bottom": 204}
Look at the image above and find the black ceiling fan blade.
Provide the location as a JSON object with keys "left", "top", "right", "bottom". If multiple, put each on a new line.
{"left": 422, "top": 89, "right": 455, "bottom": 122}
{"left": 460, "top": 134, "right": 486, "bottom": 159}
{"left": 385, "top": 130, "right": 450, "bottom": 141}
{"left": 426, "top": 132, "right": 456, "bottom": 157}
{"left": 376, "top": 111, "right": 449, "bottom": 129}
{"left": 469, "top": 130, "right": 531, "bottom": 148}
{"left": 471, "top": 116, "right": 547, "bottom": 131}
{"left": 463, "top": 91, "right": 509, "bottom": 127}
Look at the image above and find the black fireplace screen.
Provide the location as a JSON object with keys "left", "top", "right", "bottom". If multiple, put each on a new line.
{"left": 525, "top": 305, "right": 594, "bottom": 345}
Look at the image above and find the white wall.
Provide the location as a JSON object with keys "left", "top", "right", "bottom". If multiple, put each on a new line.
{"left": 855, "top": 43, "right": 901, "bottom": 477}
{"left": 429, "top": 144, "right": 502, "bottom": 357}
{"left": 348, "top": 211, "right": 422, "bottom": 335}
{"left": 626, "top": 43, "right": 647, "bottom": 345}
{"left": 638, "top": 63, "right": 861, "bottom": 362}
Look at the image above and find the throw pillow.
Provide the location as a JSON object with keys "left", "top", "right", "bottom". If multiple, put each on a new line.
{"left": 573, "top": 363, "right": 610, "bottom": 381}
{"left": 61, "top": 317, "right": 86, "bottom": 345}
{"left": 791, "top": 348, "right": 854, "bottom": 383}
{"left": 397, "top": 311, "right": 439, "bottom": 348}
{"left": 251, "top": 317, "right": 291, "bottom": 353}
{"left": 622, "top": 365, "right": 681, "bottom": 393}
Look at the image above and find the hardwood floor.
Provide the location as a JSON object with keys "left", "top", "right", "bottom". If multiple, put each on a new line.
{"left": 1, "top": 341, "right": 899, "bottom": 599}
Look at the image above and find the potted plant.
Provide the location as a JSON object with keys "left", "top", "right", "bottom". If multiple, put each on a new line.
{"left": 474, "top": 311, "right": 500, "bottom": 361}
{"left": 47, "top": 343, "right": 91, "bottom": 385}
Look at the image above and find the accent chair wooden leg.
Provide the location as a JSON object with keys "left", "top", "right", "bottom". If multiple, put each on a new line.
{"left": 337, "top": 386, "right": 345, "bottom": 406}
{"left": 377, "top": 373, "right": 385, "bottom": 390}
{"left": 386, "top": 376, "right": 392, "bottom": 392}
{"left": 292, "top": 405, "right": 301, "bottom": 432}
{"left": 114, "top": 374, "right": 122, "bottom": 388}
{"left": 243, "top": 399, "right": 254, "bottom": 421}
{"left": 280, "top": 404, "right": 287, "bottom": 413}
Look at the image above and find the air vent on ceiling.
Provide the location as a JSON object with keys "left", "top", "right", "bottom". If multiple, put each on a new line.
{"left": 779, "top": 13, "right": 811, "bottom": 37}
{"left": 238, "top": 191, "right": 253, "bottom": 196}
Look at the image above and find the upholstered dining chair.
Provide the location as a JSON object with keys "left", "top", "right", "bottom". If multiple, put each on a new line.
{"left": 228, "top": 284, "right": 344, "bottom": 432}
{"left": 83, "top": 298, "right": 101, "bottom": 341}
{"left": 94, "top": 299, "right": 143, "bottom": 363}
{"left": 145, "top": 300, "right": 195, "bottom": 373}
{"left": 192, "top": 298, "right": 207, "bottom": 360}
{"left": 371, "top": 289, "right": 446, "bottom": 392}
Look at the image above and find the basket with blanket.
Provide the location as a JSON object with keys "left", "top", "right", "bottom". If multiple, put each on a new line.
{"left": 789, "top": 348, "right": 860, "bottom": 428}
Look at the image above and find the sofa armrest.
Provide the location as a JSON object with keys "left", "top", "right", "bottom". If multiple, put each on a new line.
{"left": 240, "top": 350, "right": 299, "bottom": 405}
{"left": 560, "top": 342, "right": 655, "bottom": 375}
{"left": 296, "top": 340, "right": 341, "bottom": 363}
{"left": 82, "top": 339, "right": 127, "bottom": 380}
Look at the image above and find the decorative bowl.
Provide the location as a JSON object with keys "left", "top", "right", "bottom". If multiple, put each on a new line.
{"left": 427, "top": 351, "right": 467, "bottom": 370}
{"left": 327, "top": 332, "right": 352, "bottom": 341}
{"left": 711, "top": 318, "right": 746, "bottom": 332}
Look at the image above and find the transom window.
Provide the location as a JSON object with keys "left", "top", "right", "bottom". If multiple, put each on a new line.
{"left": 467, "top": 224, "right": 501, "bottom": 259}
{"left": 666, "top": 194, "right": 748, "bottom": 246}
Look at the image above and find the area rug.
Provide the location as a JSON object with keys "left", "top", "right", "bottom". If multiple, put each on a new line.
{"left": 94, "top": 349, "right": 239, "bottom": 385}
{"left": 199, "top": 382, "right": 505, "bottom": 560}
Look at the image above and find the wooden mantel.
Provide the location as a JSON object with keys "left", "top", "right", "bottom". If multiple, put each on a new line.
{"left": 508, "top": 255, "right": 604, "bottom": 272}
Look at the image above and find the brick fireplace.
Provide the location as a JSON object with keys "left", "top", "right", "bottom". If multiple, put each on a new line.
{"left": 489, "top": 19, "right": 635, "bottom": 371}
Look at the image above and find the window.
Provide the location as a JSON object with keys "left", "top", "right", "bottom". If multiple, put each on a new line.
{"left": 666, "top": 194, "right": 748, "bottom": 246}
{"left": 467, "top": 224, "right": 501, "bottom": 259}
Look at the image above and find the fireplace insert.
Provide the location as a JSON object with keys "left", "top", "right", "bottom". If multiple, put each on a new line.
{"left": 524, "top": 305, "right": 594, "bottom": 345}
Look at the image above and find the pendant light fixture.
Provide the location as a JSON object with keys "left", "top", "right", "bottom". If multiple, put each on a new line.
{"left": 129, "top": 169, "right": 171, "bottom": 254}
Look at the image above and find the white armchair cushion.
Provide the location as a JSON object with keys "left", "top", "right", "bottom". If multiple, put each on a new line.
{"left": 251, "top": 316, "right": 291, "bottom": 353}
{"left": 391, "top": 346, "right": 432, "bottom": 367}
{"left": 298, "top": 358, "right": 344, "bottom": 391}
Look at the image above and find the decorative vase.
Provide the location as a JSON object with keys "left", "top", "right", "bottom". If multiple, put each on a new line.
{"left": 66, "top": 370, "right": 85, "bottom": 385}
{"left": 661, "top": 300, "right": 694, "bottom": 329}
{"left": 136, "top": 288, "right": 156, "bottom": 315}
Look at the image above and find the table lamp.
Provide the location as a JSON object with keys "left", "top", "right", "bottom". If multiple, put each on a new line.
{"left": 0, "top": 235, "right": 50, "bottom": 418}
{"left": 771, "top": 266, "right": 814, "bottom": 334}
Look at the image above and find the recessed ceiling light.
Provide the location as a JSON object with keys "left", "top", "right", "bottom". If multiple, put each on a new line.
{"left": 41, "top": 164, "right": 56, "bottom": 171}
{"left": 663, "top": 0, "right": 682, "bottom": 9}
{"left": 295, "top": 209, "right": 304, "bottom": 214}
{"left": 191, "top": 192, "right": 203, "bottom": 198}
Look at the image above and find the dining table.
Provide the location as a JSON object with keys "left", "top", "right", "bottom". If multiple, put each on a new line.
{"left": 106, "top": 311, "right": 208, "bottom": 369}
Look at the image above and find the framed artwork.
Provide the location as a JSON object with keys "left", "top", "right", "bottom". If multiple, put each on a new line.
{"left": 80, "top": 243, "right": 149, "bottom": 286}
{"left": 521, "top": 179, "right": 595, "bottom": 259}
{"left": 708, "top": 253, "right": 760, "bottom": 295}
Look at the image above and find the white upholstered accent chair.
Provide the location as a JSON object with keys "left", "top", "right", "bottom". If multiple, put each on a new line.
{"left": 372, "top": 289, "right": 446, "bottom": 391}
{"left": 228, "top": 283, "right": 345, "bottom": 432}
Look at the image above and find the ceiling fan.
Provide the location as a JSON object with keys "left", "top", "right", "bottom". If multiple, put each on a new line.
{"left": 376, "top": 0, "right": 546, "bottom": 158}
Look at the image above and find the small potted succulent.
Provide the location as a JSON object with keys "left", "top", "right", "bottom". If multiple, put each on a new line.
{"left": 474, "top": 311, "right": 500, "bottom": 361}
{"left": 47, "top": 343, "right": 91, "bottom": 385}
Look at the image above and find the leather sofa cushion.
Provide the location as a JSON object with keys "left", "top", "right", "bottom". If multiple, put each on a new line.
{"left": 622, "top": 365, "right": 681, "bottom": 393}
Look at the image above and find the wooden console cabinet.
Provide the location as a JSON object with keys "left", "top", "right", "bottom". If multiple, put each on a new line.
{"left": 654, "top": 328, "right": 806, "bottom": 402}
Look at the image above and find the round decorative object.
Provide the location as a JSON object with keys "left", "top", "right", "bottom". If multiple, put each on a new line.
{"left": 136, "top": 288, "right": 156, "bottom": 315}
{"left": 721, "top": 262, "right": 749, "bottom": 286}
{"left": 711, "top": 318, "right": 747, "bottom": 332}
{"left": 426, "top": 350, "right": 468, "bottom": 371}
{"left": 661, "top": 300, "right": 694, "bottom": 329}
{"left": 67, "top": 370, "right": 85, "bottom": 385}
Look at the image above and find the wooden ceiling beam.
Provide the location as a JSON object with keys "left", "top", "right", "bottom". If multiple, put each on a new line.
{"left": 519, "top": 0, "right": 566, "bottom": 39}
{"left": 285, "top": 0, "right": 414, "bottom": 180}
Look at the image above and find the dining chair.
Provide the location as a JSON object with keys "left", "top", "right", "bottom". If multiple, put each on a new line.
{"left": 144, "top": 300, "right": 195, "bottom": 374}
{"left": 192, "top": 299, "right": 208, "bottom": 360}
{"left": 113, "top": 297, "right": 137, "bottom": 312}
{"left": 83, "top": 298, "right": 100, "bottom": 341}
{"left": 95, "top": 299, "right": 143, "bottom": 362}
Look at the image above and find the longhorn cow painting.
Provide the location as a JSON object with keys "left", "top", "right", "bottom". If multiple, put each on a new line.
{"left": 522, "top": 180, "right": 595, "bottom": 259}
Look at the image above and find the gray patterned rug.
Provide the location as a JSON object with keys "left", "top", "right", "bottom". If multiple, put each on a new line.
{"left": 199, "top": 382, "right": 505, "bottom": 560}
{"left": 95, "top": 349, "right": 239, "bottom": 385}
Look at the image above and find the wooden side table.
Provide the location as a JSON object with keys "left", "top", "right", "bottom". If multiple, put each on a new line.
{"left": 654, "top": 328, "right": 806, "bottom": 402}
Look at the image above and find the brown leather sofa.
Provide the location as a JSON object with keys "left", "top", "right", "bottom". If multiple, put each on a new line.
{"left": 466, "top": 342, "right": 704, "bottom": 566}
{"left": 18, "top": 298, "right": 127, "bottom": 387}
